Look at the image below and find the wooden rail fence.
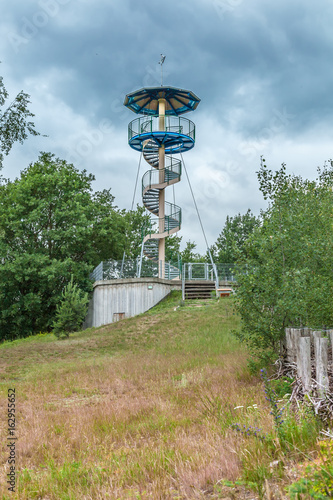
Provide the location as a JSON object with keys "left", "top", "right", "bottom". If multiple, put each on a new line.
{"left": 285, "top": 328, "right": 333, "bottom": 397}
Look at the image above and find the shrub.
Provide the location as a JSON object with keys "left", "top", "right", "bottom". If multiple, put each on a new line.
{"left": 52, "top": 276, "right": 89, "bottom": 338}
{"left": 235, "top": 159, "right": 333, "bottom": 363}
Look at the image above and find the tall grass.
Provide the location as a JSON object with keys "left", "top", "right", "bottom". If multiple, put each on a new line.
{"left": 0, "top": 293, "right": 327, "bottom": 499}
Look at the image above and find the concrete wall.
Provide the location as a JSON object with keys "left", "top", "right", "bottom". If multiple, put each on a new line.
{"left": 83, "top": 278, "right": 181, "bottom": 328}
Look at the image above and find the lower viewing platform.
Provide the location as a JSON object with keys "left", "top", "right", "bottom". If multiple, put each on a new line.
{"left": 84, "top": 261, "right": 237, "bottom": 329}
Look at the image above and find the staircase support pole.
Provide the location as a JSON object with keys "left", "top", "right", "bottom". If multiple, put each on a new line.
{"left": 138, "top": 239, "right": 145, "bottom": 278}
{"left": 158, "top": 98, "right": 166, "bottom": 279}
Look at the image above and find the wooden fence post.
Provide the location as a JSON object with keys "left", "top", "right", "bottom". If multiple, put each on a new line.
{"left": 285, "top": 328, "right": 293, "bottom": 363}
{"left": 296, "top": 336, "right": 311, "bottom": 393}
{"left": 328, "top": 330, "right": 333, "bottom": 361}
{"left": 314, "top": 336, "right": 329, "bottom": 398}
{"left": 311, "top": 330, "right": 322, "bottom": 343}
{"left": 291, "top": 328, "right": 302, "bottom": 362}
{"left": 285, "top": 328, "right": 332, "bottom": 397}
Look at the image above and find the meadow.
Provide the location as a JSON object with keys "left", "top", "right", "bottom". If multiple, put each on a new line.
{"left": 0, "top": 293, "right": 327, "bottom": 499}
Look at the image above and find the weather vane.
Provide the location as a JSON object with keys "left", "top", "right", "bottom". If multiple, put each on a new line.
{"left": 159, "top": 54, "right": 166, "bottom": 86}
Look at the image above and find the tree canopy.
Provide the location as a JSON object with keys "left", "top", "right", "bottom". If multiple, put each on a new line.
{"left": 121, "top": 205, "right": 151, "bottom": 260}
{"left": 0, "top": 152, "right": 125, "bottom": 340}
{"left": 235, "top": 158, "right": 333, "bottom": 364}
{"left": 212, "top": 209, "right": 259, "bottom": 263}
{"left": 180, "top": 240, "right": 205, "bottom": 263}
{"left": 0, "top": 74, "right": 40, "bottom": 170}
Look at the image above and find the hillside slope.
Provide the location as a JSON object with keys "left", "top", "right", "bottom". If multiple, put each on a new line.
{"left": 0, "top": 293, "right": 267, "bottom": 499}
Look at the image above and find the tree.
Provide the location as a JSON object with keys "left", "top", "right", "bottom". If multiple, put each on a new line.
{"left": 0, "top": 73, "right": 40, "bottom": 170}
{"left": 52, "top": 276, "right": 89, "bottom": 338}
{"left": 180, "top": 240, "right": 205, "bottom": 263}
{"left": 165, "top": 234, "right": 182, "bottom": 263}
{"left": 212, "top": 209, "right": 259, "bottom": 263}
{"left": 121, "top": 205, "right": 151, "bottom": 259}
{"left": 0, "top": 152, "right": 126, "bottom": 340}
{"left": 235, "top": 158, "right": 333, "bottom": 364}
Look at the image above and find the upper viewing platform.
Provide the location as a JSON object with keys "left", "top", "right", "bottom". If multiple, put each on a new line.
{"left": 127, "top": 115, "right": 196, "bottom": 153}
{"left": 124, "top": 86, "right": 200, "bottom": 153}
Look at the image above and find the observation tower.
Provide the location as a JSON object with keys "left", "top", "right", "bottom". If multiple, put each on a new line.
{"left": 124, "top": 80, "right": 200, "bottom": 279}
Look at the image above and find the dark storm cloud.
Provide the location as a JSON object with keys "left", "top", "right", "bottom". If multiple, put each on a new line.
{"left": 2, "top": 0, "right": 333, "bottom": 250}
{"left": 4, "top": 0, "right": 333, "bottom": 134}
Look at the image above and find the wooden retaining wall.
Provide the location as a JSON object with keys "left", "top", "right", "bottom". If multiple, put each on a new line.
{"left": 285, "top": 328, "right": 333, "bottom": 397}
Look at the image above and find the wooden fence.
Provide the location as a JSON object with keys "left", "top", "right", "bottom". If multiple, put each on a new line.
{"left": 285, "top": 328, "right": 333, "bottom": 397}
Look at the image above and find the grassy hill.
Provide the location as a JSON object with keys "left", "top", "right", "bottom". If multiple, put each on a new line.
{"left": 0, "top": 293, "right": 323, "bottom": 499}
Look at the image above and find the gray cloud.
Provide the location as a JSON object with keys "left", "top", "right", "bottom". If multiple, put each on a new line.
{"left": 1, "top": 0, "right": 333, "bottom": 252}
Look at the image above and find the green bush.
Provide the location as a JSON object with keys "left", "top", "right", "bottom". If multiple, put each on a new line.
{"left": 52, "top": 276, "right": 89, "bottom": 338}
{"left": 269, "top": 377, "right": 294, "bottom": 398}
{"left": 235, "top": 159, "right": 333, "bottom": 362}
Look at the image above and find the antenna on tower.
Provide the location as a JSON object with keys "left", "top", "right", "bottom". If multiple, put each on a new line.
{"left": 159, "top": 54, "right": 166, "bottom": 86}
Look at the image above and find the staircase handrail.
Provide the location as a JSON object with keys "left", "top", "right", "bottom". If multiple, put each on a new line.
{"left": 142, "top": 163, "right": 181, "bottom": 191}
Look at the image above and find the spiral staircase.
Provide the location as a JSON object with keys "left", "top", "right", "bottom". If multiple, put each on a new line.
{"left": 124, "top": 86, "right": 200, "bottom": 279}
{"left": 141, "top": 140, "right": 182, "bottom": 278}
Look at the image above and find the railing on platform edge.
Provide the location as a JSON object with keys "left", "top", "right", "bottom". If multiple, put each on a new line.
{"left": 181, "top": 263, "right": 237, "bottom": 300}
{"left": 128, "top": 116, "right": 195, "bottom": 142}
{"left": 90, "top": 259, "right": 182, "bottom": 281}
{"left": 90, "top": 261, "right": 237, "bottom": 284}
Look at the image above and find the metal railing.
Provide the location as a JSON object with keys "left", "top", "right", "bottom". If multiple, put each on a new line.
{"left": 141, "top": 203, "right": 181, "bottom": 240}
{"left": 90, "top": 259, "right": 181, "bottom": 281}
{"left": 90, "top": 261, "right": 103, "bottom": 281}
{"left": 128, "top": 116, "right": 195, "bottom": 143}
{"left": 181, "top": 263, "right": 237, "bottom": 300}
{"left": 182, "top": 263, "right": 218, "bottom": 300}
{"left": 90, "top": 261, "right": 237, "bottom": 284}
{"left": 142, "top": 160, "right": 181, "bottom": 191}
{"left": 215, "top": 263, "right": 237, "bottom": 282}
{"left": 182, "top": 262, "right": 214, "bottom": 280}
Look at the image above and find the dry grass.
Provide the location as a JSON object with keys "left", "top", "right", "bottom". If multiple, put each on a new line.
{"left": 0, "top": 294, "right": 290, "bottom": 499}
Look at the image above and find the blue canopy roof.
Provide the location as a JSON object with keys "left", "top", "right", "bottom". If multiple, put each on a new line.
{"left": 124, "top": 86, "right": 200, "bottom": 116}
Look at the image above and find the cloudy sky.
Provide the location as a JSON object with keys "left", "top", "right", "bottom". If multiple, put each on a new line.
{"left": 1, "top": 0, "right": 333, "bottom": 253}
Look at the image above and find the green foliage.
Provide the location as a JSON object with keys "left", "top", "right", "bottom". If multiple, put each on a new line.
{"left": 212, "top": 209, "right": 259, "bottom": 263}
{"left": 229, "top": 373, "right": 320, "bottom": 498}
{"left": 282, "top": 407, "right": 320, "bottom": 456}
{"left": 180, "top": 240, "right": 205, "bottom": 263}
{"left": 269, "top": 376, "right": 294, "bottom": 398}
{"left": 235, "top": 158, "right": 333, "bottom": 361}
{"left": 52, "top": 276, "right": 89, "bottom": 338}
{"left": 260, "top": 369, "right": 285, "bottom": 443}
{"left": 122, "top": 205, "right": 151, "bottom": 259}
{"left": 165, "top": 233, "right": 182, "bottom": 262}
{"left": 289, "top": 440, "right": 333, "bottom": 499}
{"left": 260, "top": 372, "right": 318, "bottom": 453}
{"left": 0, "top": 73, "right": 40, "bottom": 170}
{"left": 0, "top": 152, "right": 126, "bottom": 340}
